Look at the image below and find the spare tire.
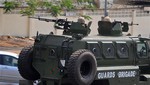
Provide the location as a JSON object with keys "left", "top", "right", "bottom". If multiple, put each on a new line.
{"left": 18, "top": 46, "right": 40, "bottom": 80}
{"left": 67, "top": 49, "right": 97, "bottom": 85}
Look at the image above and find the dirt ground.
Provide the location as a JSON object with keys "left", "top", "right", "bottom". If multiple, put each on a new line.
{"left": 0, "top": 36, "right": 34, "bottom": 54}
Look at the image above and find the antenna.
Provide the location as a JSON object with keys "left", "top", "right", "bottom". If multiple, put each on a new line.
{"left": 104, "top": 0, "right": 108, "bottom": 16}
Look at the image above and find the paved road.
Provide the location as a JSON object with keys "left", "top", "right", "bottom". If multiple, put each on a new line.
{"left": 0, "top": 82, "right": 18, "bottom": 85}
{"left": 0, "top": 47, "right": 23, "bottom": 54}
{"left": 0, "top": 47, "right": 22, "bottom": 50}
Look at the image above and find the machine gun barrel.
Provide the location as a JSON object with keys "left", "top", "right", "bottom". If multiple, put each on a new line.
{"left": 30, "top": 16, "right": 57, "bottom": 22}
{"left": 30, "top": 16, "right": 73, "bottom": 32}
{"left": 128, "top": 21, "right": 139, "bottom": 26}
{"left": 113, "top": 21, "right": 138, "bottom": 26}
{"left": 38, "top": 18, "right": 57, "bottom": 22}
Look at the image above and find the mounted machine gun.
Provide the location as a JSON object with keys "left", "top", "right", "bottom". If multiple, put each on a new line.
{"left": 30, "top": 16, "right": 91, "bottom": 36}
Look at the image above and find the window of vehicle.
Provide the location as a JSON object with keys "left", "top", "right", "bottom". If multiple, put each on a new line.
{"left": 136, "top": 42, "right": 147, "bottom": 58}
{"left": 116, "top": 42, "right": 129, "bottom": 59}
{"left": 87, "top": 41, "right": 102, "bottom": 59}
{"left": 0, "top": 55, "right": 18, "bottom": 67}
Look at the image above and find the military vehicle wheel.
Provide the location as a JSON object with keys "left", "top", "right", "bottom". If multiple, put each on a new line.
{"left": 18, "top": 46, "right": 40, "bottom": 80}
{"left": 67, "top": 49, "right": 97, "bottom": 85}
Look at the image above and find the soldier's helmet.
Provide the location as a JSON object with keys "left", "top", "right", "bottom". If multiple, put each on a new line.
{"left": 103, "top": 16, "right": 111, "bottom": 22}
{"left": 77, "top": 17, "right": 85, "bottom": 24}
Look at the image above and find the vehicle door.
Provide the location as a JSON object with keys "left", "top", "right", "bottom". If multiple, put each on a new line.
{"left": 1, "top": 55, "right": 21, "bottom": 83}
{"left": 135, "top": 40, "right": 149, "bottom": 65}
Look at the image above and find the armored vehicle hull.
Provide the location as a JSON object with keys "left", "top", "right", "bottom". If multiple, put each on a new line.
{"left": 18, "top": 33, "right": 150, "bottom": 85}
{"left": 18, "top": 19, "right": 150, "bottom": 85}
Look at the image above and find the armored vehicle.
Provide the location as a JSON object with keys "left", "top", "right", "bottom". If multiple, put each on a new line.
{"left": 18, "top": 17, "right": 150, "bottom": 85}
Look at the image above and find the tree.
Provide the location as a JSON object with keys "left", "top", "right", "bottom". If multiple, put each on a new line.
{"left": 3, "top": 0, "right": 99, "bottom": 18}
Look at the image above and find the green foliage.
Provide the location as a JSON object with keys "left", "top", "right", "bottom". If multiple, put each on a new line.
{"left": 76, "top": 0, "right": 96, "bottom": 9}
{"left": 3, "top": 0, "right": 98, "bottom": 17}
{"left": 60, "top": 0, "right": 74, "bottom": 11}
{"left": 83, "top": 4, "right": 96, "bottom": 9}
{"left": 3, "top": 1, "right": 19, "bottom": 13}
{"left": 26, "top": 0, "right": 38, "bottom": 8}
{"left": 20, "top": 8, "right": 35, "bottom": 16}
{"left": 77, "top": 0, "right": 93, "bottom": 3}
{"left": 37, "top": 0, "right": 52, "bottom": 8}
{"left": 81, "top": 15, "right": 92, "bottom": 20}
{"left": 20, "top": 0, "right": 38, "bottom": 16}
{"left": 49, "top": 5, "right": 61, "bottom": 17}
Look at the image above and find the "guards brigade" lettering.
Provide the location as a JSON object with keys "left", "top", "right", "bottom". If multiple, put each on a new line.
{"left": 97, "top": 71, "right": 137, "bottom": 79}
{"left": 117, "top": 71, "right": 136, "bottom": 78}
{"left": 98, "top": 72, "right": 115, "bottom": 79}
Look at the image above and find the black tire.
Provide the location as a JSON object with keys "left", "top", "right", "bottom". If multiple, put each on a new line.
{"left": 18, "top": 46, "right": 40, "bottom": 80}
{"left": 67, "top": 49, "right": 97, "bottom": 85}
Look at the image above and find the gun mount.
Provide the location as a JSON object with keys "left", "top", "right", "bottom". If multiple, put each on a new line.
{"left": 98, "top": 20, "right": 138, "bottom": 36}
{"left": 30, "top": 16, "right": 91, "bottom": 36}
{"left": 18, "top": 17, "right": 150, "bottom": 85}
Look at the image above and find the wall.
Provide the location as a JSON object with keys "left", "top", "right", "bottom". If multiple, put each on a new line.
{"left": 0, "top": 9, "right": 56, "bottom": 37}
{"left": 2, "top": 14, "right": 28, "bottom": 36}
{"left": 0, "top": 9, "right": 3, "bottom": 36}
{"left": 134, "top": 16, "right": 150, "bottom": 37}
{"left": 0, "top": 8, "right": 150, "bottom": 38}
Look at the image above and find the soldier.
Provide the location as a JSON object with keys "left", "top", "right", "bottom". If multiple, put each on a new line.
{"left": 102, "top": 16, "right": 111, "bottom": 22}
{"left": 77, "top": 17, "right": 91, "bottom": 35}
{"left": 77, "top": 17, "right": 85, "bottom": 24}
{"left": 77, "top": 17, "right": 87, "bottom": 28}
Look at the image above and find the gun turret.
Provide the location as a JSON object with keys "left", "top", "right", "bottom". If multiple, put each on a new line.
{"left": 98, "top": 20, "right": 139, "bottom": 36}
{"left": 30, "top": 16, "right": 91, "bottom": 36}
